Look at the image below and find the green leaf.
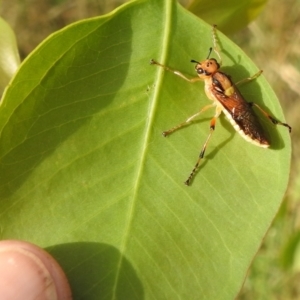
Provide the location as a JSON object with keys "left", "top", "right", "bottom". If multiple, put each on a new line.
{"left": 0, "top": 0, "right": 291, "bottom": 299}
{"left": 0, "top": 17, "right": 20, "bottom": 94}
{"left": 187, "top": 0, "right": 268, "bottom": 34}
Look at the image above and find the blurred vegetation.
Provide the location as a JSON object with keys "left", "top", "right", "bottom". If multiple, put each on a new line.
{"left": 1, "top": 0, "right": 299, "bottom": 299}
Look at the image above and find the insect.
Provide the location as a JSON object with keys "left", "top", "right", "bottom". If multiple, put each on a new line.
{"left": 150, "top": 25, "right": 291, "bottom": 186}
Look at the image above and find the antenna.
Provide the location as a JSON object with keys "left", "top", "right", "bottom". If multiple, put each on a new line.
{"left": 206, "top": 47, "right": 213, "bottom": 59}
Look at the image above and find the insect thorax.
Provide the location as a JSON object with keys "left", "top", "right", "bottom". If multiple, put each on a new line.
{"left": 212, "top": 72, "right": 234, "bottom": 96}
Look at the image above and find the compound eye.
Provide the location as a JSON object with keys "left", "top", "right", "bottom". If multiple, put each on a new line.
{"left": 196, "top": 68, "right": 204, "bottom": 74}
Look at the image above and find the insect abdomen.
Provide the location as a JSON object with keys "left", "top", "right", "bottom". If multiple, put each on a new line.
{"left": 222, "top": 106, "right": 270, "bottom": 148}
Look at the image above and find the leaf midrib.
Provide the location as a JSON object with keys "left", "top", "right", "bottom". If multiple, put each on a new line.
{"left": 111, "top": 0, "right": 175, "bottom": 297}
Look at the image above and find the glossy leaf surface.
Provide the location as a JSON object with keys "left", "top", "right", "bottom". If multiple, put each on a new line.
{"left": 0, "top": 0, "right": 291, "bottom": 299}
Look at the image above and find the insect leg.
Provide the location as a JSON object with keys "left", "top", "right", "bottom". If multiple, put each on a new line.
{"left": 150, "top": 59, "right": 202, "bottom": 83}
{"left": 235, "top": 70, "right": 263, "bottom": 86}
{"left": 211, "top": 25, "right": 222, "bottom": 67}
{"left": 185, "top": 106, "right": 222, "bottom": 186}
{"left": 249, "top": 102, "right": 292, "bottom": 133}
{"left": 163, "top": 104, "right": 214, "bottom": 137}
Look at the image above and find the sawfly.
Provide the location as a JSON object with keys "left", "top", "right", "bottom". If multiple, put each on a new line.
{"left": 150, "top": 25, "right": 291, "bottom": 186}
